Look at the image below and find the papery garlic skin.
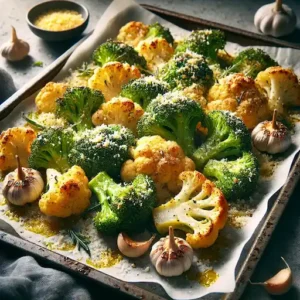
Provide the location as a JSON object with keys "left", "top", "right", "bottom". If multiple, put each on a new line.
{"left": 2, "top": 168, "right": 44, "bottom": 206}
{"left": 1, "top": 27, "right": 30, "bottom": 61}
{"left": 150, "top": 228, "right": 193, "bottom": 277}
{"left": 251, "top": 121, "right": 291, "bottom": 154}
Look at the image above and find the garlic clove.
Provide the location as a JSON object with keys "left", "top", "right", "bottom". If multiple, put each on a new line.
{"left": 1, "top": 26, "right": 30, "bottom": 61}
{"left": 250, "top": 257, "right": 292, "bottom": 295}
{"left": 150, "top": 226, "right": 194, "bottom": 277}
{"left": 117, "top": 232, "right": 155, "bottom": 258}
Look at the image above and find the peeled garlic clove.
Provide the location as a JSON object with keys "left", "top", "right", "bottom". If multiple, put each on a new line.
{"left": 1, "top": 27, "right": 30, "bottom": 61}
{"left": 117, "top": 232, "right": 155, "bottom": 258}
{"left": 250, "top": 257, "right": 292, "bottom": 295}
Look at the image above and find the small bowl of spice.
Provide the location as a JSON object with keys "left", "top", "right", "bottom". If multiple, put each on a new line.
{"left": 27, "top": 0, "right": 89, "bottom": 41}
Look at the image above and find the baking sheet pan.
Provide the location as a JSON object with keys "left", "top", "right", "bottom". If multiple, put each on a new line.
{"left": 0, "top": 3, "right": 299, "bottom": 300}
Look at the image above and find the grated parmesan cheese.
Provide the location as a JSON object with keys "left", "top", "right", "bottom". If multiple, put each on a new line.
{"left": 34, "top": 10, "right": 84, "bottom": 31}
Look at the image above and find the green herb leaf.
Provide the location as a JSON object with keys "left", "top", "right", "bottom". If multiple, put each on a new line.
{"left": 67, "top": 229, "right": 91, "bottom": 256}
{"left": 33, "top": 61, "right": 43, "bottom": 67}
{"left": 77, "top": 62, "right": 95, "bottom": 78}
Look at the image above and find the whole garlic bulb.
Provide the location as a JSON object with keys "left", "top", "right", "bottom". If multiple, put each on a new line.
{"left": 2, "top": 156, "right": 44, "bottom": 206}
{"left": 1, "top": 27, "right": 30, "bottom": 61}
{"left": 254, "top": 0, "right": 297, "bottom": 37}
{"left": 251, "top": 110, "right": 291, "bottom": 154}
{"left": 150, "top": 226, "right": 193, "bottom": 277}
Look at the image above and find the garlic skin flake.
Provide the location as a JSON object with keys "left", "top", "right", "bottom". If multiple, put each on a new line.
{"left": 251, "top": 110, "right": 291, "bottom": 154}
{"left": 1, "top": 27, "right": 30, "bottom": 61}
{"left": 2, "top": 156, "right": 44, "bottom": 206}
{"left": 250, "top": 257, "right": 292, "bottom": 295}
{"left": 117, "top": 232, "right": 155, "bottom": 258}
{"left": 150, "top": 226, "right": 193, "bottom": 277}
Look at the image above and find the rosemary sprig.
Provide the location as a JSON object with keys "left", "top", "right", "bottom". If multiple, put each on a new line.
{"left": 67, "top": 229, "right": 91, "bottom": 256}
{"left": 22, "top": 113, "right": 46, "bottom": 130}
{"left": 83, "top": 203, "right": 101, "bottom": 216}
{"left": 77, "top": 62, "right": 95, "bottom": 78}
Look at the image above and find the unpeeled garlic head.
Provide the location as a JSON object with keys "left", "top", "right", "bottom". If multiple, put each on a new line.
{"left": 1, "top": 27, "right": 30, "bottom": 61}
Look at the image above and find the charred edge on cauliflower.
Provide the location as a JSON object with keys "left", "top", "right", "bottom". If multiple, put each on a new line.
{"left": 69, "top": 124, "right": 135, "bottom": 179}
{"left": 89, "top": 171, "right": 156, "bottom": 234}
{"left": 192, "top": 110, "right": 251, "bottom": 170}
{"left": 92, "top": 40, "right": 147, "bottom": 69}
{"left": 56, "top": 86, "right": 105, "bottom": 132}
{"left": 176, "top": 30, "right": 226, "bottom": 62}
{"left": 137, "top": 92, "right": 205, "bottom": 156}
{"left": 158, "top": 51, "right": 214, "bottom": 90}
{"left": 223, "top": 48, "right": 278, "bottom": 79}
{"left": 120, "top": 77, "right": 170, "bottom": 109}
{"left": 203, "top": 151, "right": 259, "bottom": 200}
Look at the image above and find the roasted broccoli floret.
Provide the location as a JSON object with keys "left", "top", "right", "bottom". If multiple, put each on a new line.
{"left": 69, "top": 124, "right": 135, "bottom": 178}
{"left": 203, "top": 152, "right": 259, "bottom": 200}
{"left": 153, "top": 171, "right": 228, "bottom": 248}
{"left": 158, "top": 51, "right": 214, "bottom": 90}
{"left": 28, "top": 128, "right": 74, "bottom": 173}
{"left": 56, "top": 87, "right": 104, "bottom": 132}
{"left": 145, "top": 22, "right": 174, "bottom": 44}
{"left": 137, "top": 92, "right": 205, "bottom": 156}
{"left": 89, "top": 171, "right": 156, "bottom": 234}
{"left": 176, "top": 30, "right": 226, "bottom": 62}
{"left": 92, "top": 40, "right": 147, "bottom": 69}
{"left": 192, "top": 110, "right": 251, "bottom": 169}
{"left": 223, "top": 48, "right": 278, "bottom": 79}
{"left": 120, "top": 76, "right": 170, "bottom": 109}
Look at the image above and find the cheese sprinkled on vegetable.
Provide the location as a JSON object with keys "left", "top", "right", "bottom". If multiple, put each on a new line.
{"left": 34, "top": 10, "right": 84, "bottom": 31}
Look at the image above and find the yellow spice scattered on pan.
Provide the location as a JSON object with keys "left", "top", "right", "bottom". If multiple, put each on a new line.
{"left": 34, "top": 10, "right": 84, "bottom": 31}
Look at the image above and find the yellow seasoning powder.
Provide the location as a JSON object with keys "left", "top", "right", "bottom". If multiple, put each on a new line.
{"left": 86, "top": 250, "right": 123, "bottom": 269}
{"left": 187, "top": 269, "right": 219, "bottom": 287}
{"left": 34, "top": 10, "right": 84, "bottom": 31}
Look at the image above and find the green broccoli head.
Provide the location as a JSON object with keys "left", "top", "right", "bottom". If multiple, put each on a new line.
{"left": 223, "top": 48, "right": 278, "bottom": 78}
{"left": 145, "top": 22, "right": 174, "bottom": 44}
{"left": 176, "top": 30, "right": 226, "bottom": 62}
{"left": 192, "top": 110, "right": 251, "bottom": 170}
{"left": 203, "top": 151, "right": 259, "bottom": 200}
{"left": 89, "top": 172, "right": 156, "bottom": 234}
{"left": 56, "top": 87, "right": 104, "bottom": 132}
{"left": 28, "top": 128, "right": 74, "bottom": 173}
{"left": 120, "top": 76, "right": 170, "bottom": 109}
{"left": 69, "top": 124, "right": 135, "bottom": 178}
{"left": 137, "top": 92, "right": 205, "bottom": 156}
{"left": 92, "top": 40, "right": 147, "bottom": 69}
{"left": 158, "top": 51, "right": 214, "bottom": 90}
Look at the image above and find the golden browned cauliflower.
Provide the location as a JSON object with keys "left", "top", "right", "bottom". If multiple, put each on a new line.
{"left": 207, "top": 73, "right": 270, "bottom": 129}
{"left": 121, "top": 135, "right": 195, "bottom": 202}
{"left": 88, "top": 62, "right": 141, "bottom": 102}
{"left": 35, "top": 82, "right": 68, "bottom": 113}
{"left": 92, "top": 97, "right": 144, "bottom": 134}
{"left": 180, "top": 84, "right": 207, "bottom": 107}
{"left": 136, "top": 37, "right": 174, "bottom": 72}
{"left": 117, "top": 21, "right": 149, "bottom": 47}
{"left": 39, "top": 166, "right": 91, "bottom": 218}
{"left": 0, "top": 127, "right": 36, "bottom": 172}
{"left": 255, "top": 66, "right": 300, "bottom": 114}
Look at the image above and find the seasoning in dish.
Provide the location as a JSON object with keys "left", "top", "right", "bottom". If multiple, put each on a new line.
{"left": 34, "top": 9, "right": 84, "bottom": 31}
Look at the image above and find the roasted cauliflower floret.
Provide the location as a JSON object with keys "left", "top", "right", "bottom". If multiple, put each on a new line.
{"left": 180, "top": 84, "right": 207, "bottom": 107}
{"left": 255, "top": 66, "right": 300, "bottom": 114}
{"left": 121, "top": 135, "right": 195, "bottom": 202}
{"left": 39, "top": 166, "right": 91, "bottom": 218}
{"left": 207, "top": 73, "right": 270, "bottom": 129}
{"left": 153, "top": 171, "right": 228, "bottom": 249}
{"left": 136, "top": 37, "right": 174, "bottom": 72}
{"left": 92, "top": 97, "right": 144, "bottom": 134}
{"left": 88, "top": 62, "right": 141, "bottom": 102}
{"left": 117, "top": 21, "right": 149, "bottom": 47}
{"left": 35, "top": 82, "right": 68, "bottom": 113}
{"left": 0, "top": 127, "right": 36, "bottom": 172}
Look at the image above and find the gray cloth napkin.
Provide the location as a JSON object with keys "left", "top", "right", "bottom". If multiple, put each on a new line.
{"left": 0, "top": 251, "right": 91, "bottom": 300}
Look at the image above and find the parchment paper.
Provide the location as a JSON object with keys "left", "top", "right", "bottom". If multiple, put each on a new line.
{"left": 0, "top": 1, "right": 300, "bottom": 299}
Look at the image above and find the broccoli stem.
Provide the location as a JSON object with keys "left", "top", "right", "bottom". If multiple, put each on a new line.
{"left": 175, "top": 118, "right": 196, "bottom": 156}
